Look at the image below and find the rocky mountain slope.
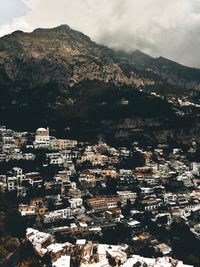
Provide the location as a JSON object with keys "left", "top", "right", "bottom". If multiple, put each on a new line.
{"left": 0, "top": 25, "right": 200, "bottom": 143}
{"left": 0, "top": 25, "right": 157, "bottom": 89}
{"left": 1, "top": 25, "right": 200, "bottom": 92}
{"left": 117, "top": 50, "right": 200, "bottom": 90}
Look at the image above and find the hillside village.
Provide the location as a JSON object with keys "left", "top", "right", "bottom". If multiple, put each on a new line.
{"left": 0, "top": 125, "right": 200, "bottom": 266}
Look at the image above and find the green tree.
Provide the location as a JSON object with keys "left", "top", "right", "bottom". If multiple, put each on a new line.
{"left": 29, "top": 258, "right": 42, "bottom": 267}
{"left": 117, "top": 201, "right": 122, "bottom": 208}
{"left": 186, "top": 255, "right": 200, "bottom": 267}
{"left": 123, "top": 198, "right": 132, "bottom": 217}
{"left": 4, "top": 238, "right": 20, "bottom": 253}
{"left": 106, "top": 177, "right": 117, "bottom": 194}
{"left": 42, "top": 252, "right": 52, "bottom": 267}
{"left": 0, "top": 245, "right": 6, "bottom": 260}
{"left": 5, "top": 209, "right": 26, "bottom": 238}
{"left": 108, "top": 255, "right": 116, "bottom": 267}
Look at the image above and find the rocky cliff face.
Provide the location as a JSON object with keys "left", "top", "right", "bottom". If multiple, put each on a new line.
{"left": 2, "top": 24, "right": 200, "bottom": 92}
{"left": 0, "top": 25, "right": 200, "bottom": 142}
{"left": 117, "top": 50, "right": 200, "bottom": 91}
{"left": 0, "top": 25, "right": 159, "bottom": 90}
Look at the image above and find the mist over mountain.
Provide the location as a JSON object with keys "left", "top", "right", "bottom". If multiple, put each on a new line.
{"left": 2, "top": 0, "right": 200, "bottom": 67}
{"left": 0, "top": 25, "right": 200, "bottom": 143}
{"left": 1, "top": 25, "right": 200, "bottom": 91}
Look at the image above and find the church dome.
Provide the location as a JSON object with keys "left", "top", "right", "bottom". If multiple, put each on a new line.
{"left": 37, "top": 127, "right": 47, "bottom": 132}
{"left": 36, "top": 127, "right": 49, "bottom": 136}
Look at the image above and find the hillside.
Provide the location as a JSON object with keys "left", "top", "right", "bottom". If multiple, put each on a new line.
{"left": 0, "top": 25, "right": 200, "bottom": 143}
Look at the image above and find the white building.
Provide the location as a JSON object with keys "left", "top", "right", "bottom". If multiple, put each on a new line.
{"left": 122, "top": 255, "right": 193, "bottom": 267}
{"left": 192, "top": 162, "right": 200, "bottom": 175}
{"left": 117, "top": 191, "right": 137, "bottom": 205}
{"left": 26, "top": 228, "right": 54, "bottom": 254}
{"left": 69, "top": 198, "right": 83, "bottom": 209}
{"left": 164, "top": 193, "right": 177, "bottom": 205}
{"left": 7, "top": 176, "right": 19, "bottom": 191}
{"left": 52, "top": 255, "right": 70, "bottom": 267}
{"left": 34, "top": 127, "right": 50, "bottom": 148}
{"left": 97, "top": 244, "right": 128, "bottom": 265}
{"left": 43, "top": 208, "right": 75, "bottom": 224}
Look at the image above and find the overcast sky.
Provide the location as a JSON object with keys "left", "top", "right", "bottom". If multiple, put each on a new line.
{"left": 0, "top": 0, "right": 200, "bottom": 67}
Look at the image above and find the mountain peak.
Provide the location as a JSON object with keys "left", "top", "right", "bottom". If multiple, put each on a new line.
{"left": 0, "top": 25, "right": 200, "bottom": 132}
{"left": 33, "top": 24, "right": 71, "bottom": 34}
{"left": 0, "top": 25, "right": 200, "bottom": 94}
{"left": 53, "top": 24, "right": 71, "bottom": 31}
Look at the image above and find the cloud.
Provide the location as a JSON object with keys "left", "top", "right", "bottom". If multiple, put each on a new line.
{"left": 0, "top": 0, "right": 200, "bottom": 67}
{"left": 0, "top": 0, "right": 27, "bottom": 25}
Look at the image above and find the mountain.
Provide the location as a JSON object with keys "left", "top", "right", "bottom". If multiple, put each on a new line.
{"left": 0, "top": 25, "right": 200, "bottom": 143}
{"left": 116, "top": 50, "right": 200, "bottom": 91}
{"left": 0, "top": 25, "right": 157, "bottom": 89}
{"left": 2, "top": 25, "right": 200, "bottom": 92}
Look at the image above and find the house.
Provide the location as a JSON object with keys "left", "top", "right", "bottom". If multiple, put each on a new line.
{"left": 117, "top": 191, "right": 137, "bottom": 205}
{"left": 152, "top": 213, "right": 171, "bottom": 225}
{"left": 122, "top": 255, "right": 193, "bottom": 267}
{"left": 140, "top": 187, "right": 154, "bottom": 197}
{"left": 54, "top": 170, "right": 70, "bottom": 183}
{"left": 192, "top": 162, "right": 200, "bottom": 175}
{"left": 164, "top": 193, "right": 177, "bottom": 205}
{"left": 43, "top": 206, "right": 85, "bottom": 224}
{"left": 190, "top": 223, "right": 200, "bottom": 239}
{"left": 141, "top": 196, "right": 163, "bottom": 213}
{"left": 52, "top": 255, "right": 70, "bottom": 267}
{"left": 177, "top": 194, "right": 190, "bottom": 206}
{"left": 97, "top": 244, "right": 128, "bottom": 266}
{"left": 79, "top": 172, "right": 96, "bottom": 187}
{"left": 102, "top": 169, "right": 117, "bottom": 178}
{"left": 68, "top": 188, "right": 83, "bottom": 198}
{"left": 46, "top": 153, "right": 63, "bottom": 165}
{"left": 7, "top": 176, "right": 19, "bottom": 191}
{"left": 153, "top": 243, "right": 172, "bottom": 255}
{"left": 25, "top": 172, "right": 43, "bottom": 186}
{"left": 19, "top": 204, "right": 37, "bottom": 216}
{"left": 105, "top": 208, "right": 122, "bottom": 221}
{"left": 87, "top": 196, "right": 122, "bottom": 212}
{"left": 127, "top": 220, "right": 142, "bottom": 229}
{"left": 47, "top": 243, "right": 64, "bottom": 260}
{"left": 51, "top": 139, "right": 77, "bottom": 150}
{"left": 43, "top": 208, "right": 73, "bottom": 224}
{"left": 30, "top": 197, "right": 44, "bottom": 206}
{"left": 69, "top": 198, "right": 83, "bottom": 209}
{"left": 26, "top": 228, "right": 54, "bottom": 255}
{"left": 34, "top": 127, "right": 50, "bottom": 148}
